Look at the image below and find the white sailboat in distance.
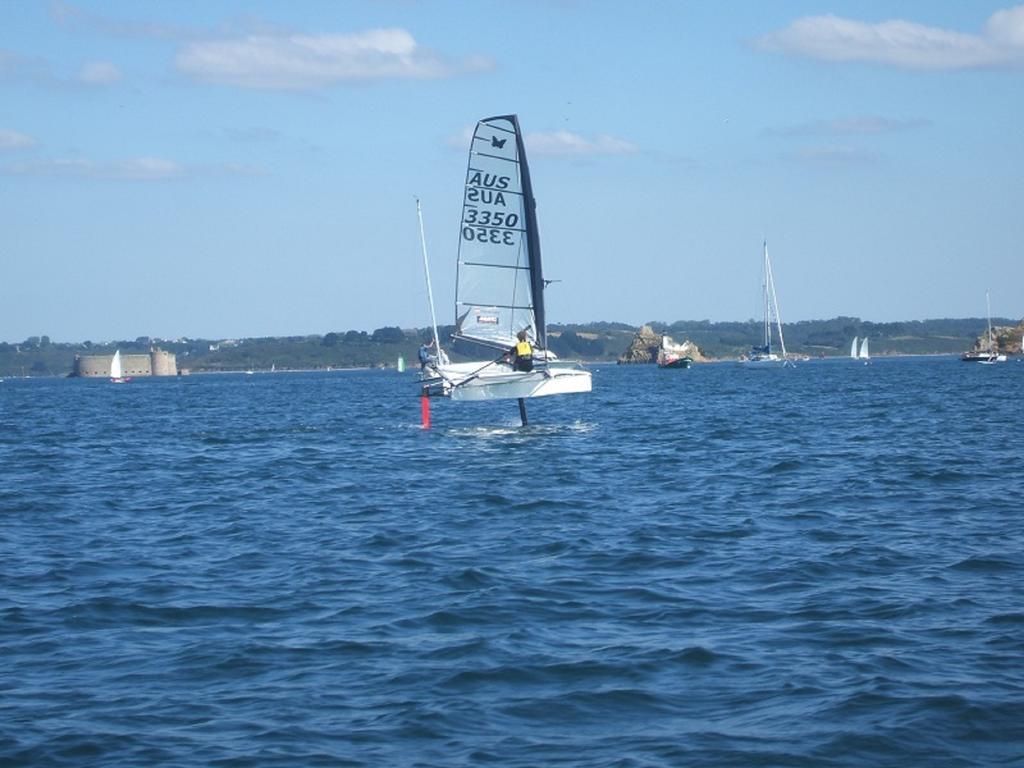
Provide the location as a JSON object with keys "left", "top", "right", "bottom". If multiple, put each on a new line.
{"left": 859, "top": 337, "right": 870, "bottom": 362}
{"left": 109, "top": 349, "right": 127, "bottom": 383}
{"left": 743, "top": 240, "right": 790, "bottom": 365}
{"left": 850, "top": 336, "right": 858, "bottom": 359}
{"left": 418, "top": 114, "right": 591, "bottom": 418}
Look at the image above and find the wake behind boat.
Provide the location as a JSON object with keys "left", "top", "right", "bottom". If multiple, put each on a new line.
{"left": 418, "top": 115, "right": 591, "bottom": 413}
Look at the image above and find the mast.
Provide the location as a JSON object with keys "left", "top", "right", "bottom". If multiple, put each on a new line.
{"left": 986, "top": 289, "right": 993, "bottom": 354}
{"left": 416, "top": 198, "right": 442, "bottom": 354}
{"left": 762, "top": 240, "right": 770, "bottom": 353}
{"left": 511, "top": 114, "right": 546, "bottom": 349}
{"left": 765, "top": 241, "right": 787, "bottom": 358}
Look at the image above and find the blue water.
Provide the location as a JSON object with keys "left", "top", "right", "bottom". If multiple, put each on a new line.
{"left": 2, "top": 358, "right": 1022, "bottom": 767}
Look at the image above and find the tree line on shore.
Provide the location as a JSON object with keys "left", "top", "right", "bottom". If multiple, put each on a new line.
{"left": 0, "top": 316, "right": 1014, "bottom": 377}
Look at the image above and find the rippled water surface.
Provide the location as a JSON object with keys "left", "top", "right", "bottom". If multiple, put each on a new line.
{"left": 2, "top": 358, "right": 1023, "bottom": 766}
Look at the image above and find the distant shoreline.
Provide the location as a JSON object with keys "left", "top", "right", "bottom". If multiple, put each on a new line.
{"left": 4, "top": 316, "right": 1019, "bottom": 378}
{"left": 3, "top": 353, "right": 985, "bottom": 380}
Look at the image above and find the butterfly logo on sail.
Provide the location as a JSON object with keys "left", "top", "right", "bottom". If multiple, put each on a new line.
{"left": 491, "top": 136, "right": 507, "bottom": 148}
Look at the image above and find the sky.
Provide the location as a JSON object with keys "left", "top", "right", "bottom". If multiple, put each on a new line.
{"left": 1, "top": 1, "right": 1023, "bottom": 343}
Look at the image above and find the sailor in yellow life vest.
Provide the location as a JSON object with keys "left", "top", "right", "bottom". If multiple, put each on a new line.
{"left": 509, "top": 329, "right": 534, "bottom": 372}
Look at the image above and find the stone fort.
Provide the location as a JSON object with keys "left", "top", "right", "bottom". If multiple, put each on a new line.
{"left": 73, "top": 348, "right": 178, "bottom": 377}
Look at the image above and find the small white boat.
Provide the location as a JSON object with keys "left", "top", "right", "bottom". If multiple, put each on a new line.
{"left": 850, "top": 336, "right": 858, "bottom": 359}
{"left": 859, "top": 337, "right": 870, "bottom": 362}
{"left": 418, "top": 114, "right": 591, "bottom": 414}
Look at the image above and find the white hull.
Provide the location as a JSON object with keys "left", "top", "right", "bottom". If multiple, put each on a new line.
{"left": 962, "top": 351, "right": 1007, "bottom": 364}
{"left": 423, "top": 361, "right": 591, "bottom": 401}
{"left": 742, "top": 353, "right": 782, "bottom": 364}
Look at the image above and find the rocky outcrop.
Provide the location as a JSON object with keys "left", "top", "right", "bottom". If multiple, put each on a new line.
{"left": 972, "top": 321, "right": 1024, "bottom": 355}
{"left": 617, "top": 325, "right": 660, "bottom": 364}
{"left": 617, "top": 325, "right": 705, "bottom": 364}
{"left": 991, "top": 321, "right": 1024, "bottom": 354}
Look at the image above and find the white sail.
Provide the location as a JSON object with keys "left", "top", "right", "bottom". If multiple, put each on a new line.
{"left": 850, "top": 337, "right": 858, "bottom": 358}
{"left": 110, "top": 349, "right": 122, "bottom": 379}
{"left": 454, "top": 116, "right": 542, "bottom": 353}
{"left": 859, "top": 337, "right": 870, "bottom": 359}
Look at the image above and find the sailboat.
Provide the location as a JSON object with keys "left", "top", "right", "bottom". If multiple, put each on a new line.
{"left": 109, "top": 349, "right": 128, "bottom": 383}
{"left": 961, "top": 290, "right": 1007, "bottom": 363}
{"left": 743, "top": 240, "right": 789, "bottom": 365}
{"left": 850, "top": 336, "right": 858, "bottom": 359}
{"left": 418, "top": 114, "right": 591, "bottom": 410}
{"left": 858, "top": 337, "right": 870, "bottom": 362}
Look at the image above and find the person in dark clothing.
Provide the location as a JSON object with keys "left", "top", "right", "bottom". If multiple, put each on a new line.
{"left": 418, "top": 339, "right": 435, "bottom": 370}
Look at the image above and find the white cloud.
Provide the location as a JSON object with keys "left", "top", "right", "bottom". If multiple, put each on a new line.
{"left": 986, "top": 5, "right": 1024, "bottom": 46}
{"left": 446, "top": 127, "right": 639, "bottom": 157}
{"left": 0, "top": 129, "right": 36, "bottom": 149}
{"left": 756, "top": 5, "right": 1024, "bottom": 69}
{"left": 788, "top": 146, "right": 881, "bottom": 165}
{"left": 526, "top": 130, "right": 639, "bottom": 156}
{"left": 50, "top": 1, "right": 204, "bottom": 41}
{"left": 0, "top": 49, "right": 50, "bottom": 84}
{"left": 212, "top": 162, "right": 266, "bottom": 178}
{"left": 175, "top": 29, "right": 492, "bottom": 89}
{"left": 4, "top": 157, "right": 184, "bottom": 180}
{"left": 445, "top": 126, "right": 475, "bottom": 151}
{"left": 76, "top": 61, "right": 122, "bottom": 85}
{"left": 773, "top": 116, "right": 930, "bottom": 136}
{"left": 3, "top": 156, "right": 268, "bottom": 180}
{"left": 0, "top": 49, "right": 121, "bottom": 88}
{"left": 116, "top": 158, "right": 184, "bottom": 180}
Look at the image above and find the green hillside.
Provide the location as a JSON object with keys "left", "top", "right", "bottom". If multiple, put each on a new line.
{"left": 1, "top": 317, "right": 1017, "bottom": 377}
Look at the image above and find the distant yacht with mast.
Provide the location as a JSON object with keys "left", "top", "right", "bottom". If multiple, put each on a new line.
{"left": 742, "top": 240, "right": 790, "bottom": 365}
{"left": 961, "top": 290, "right": 1006, "bottom": 363}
